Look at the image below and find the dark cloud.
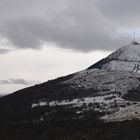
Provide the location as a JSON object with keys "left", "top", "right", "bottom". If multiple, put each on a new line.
{"left": 0, "top": 0, "right": 138, "bottom": 52}
{"left": 0, "top": 79, "right": 40, "bottom": 86}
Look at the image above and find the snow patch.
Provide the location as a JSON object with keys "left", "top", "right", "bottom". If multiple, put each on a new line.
{"left": 31, "top": 94, "right": 122, "bottom": 109}
{"left": 101, "top": 103, "right": 140, "bottom": 122}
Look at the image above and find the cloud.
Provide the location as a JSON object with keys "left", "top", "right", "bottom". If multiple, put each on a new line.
{"left": 0, "top": 79, "right": 40, "bottom": 86}
{"left": 97, "top": 0, "right": 140, "bottom": 26}
{"left": 0, "top": 0, "right": 138, "bottom": 52}
{"left": 0, "top": 49, "right": 10, "bottom": 54}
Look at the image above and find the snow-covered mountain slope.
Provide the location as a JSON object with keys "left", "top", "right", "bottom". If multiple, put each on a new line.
{"left": 108, "top": 44, "right": 140, "bottom": 61}
{"left": 88, "top": 43, "right": 140, "bottom": 72}
{"left": 64, "top": 69, "right": 140, "bottom": 95}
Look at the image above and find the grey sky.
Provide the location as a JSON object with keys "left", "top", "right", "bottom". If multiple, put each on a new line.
{"left": 0, "top": 0, "right": 138, "bottom": 52}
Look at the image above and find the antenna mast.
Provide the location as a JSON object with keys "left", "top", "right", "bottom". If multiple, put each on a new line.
{"left": 132, "top": 32, "right": 139, "bottom": 45}
{"left": 133, "top": 32, "right": 136, "bottom": 43}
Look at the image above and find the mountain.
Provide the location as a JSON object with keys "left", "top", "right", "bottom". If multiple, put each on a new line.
{"left": 1, "top": 43, "right": 140, "bottom": 140}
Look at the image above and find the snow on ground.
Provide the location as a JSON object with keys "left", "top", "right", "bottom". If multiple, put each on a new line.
{"left": 64, "top": 69, "right": 140, "bottom": 95}
{"left": 31, "top": 94, "right": 128, "bottom": 114}
{"left": 31, "top": 94, "right": 119, "bottom": 108}
{"left": 31, "top": 94, "right": 140, "bottom": 122}
{"left": 107, "top": 44, "right": 140, "bottom": 62}
{"left": 32, "top": 93, "right": 140, "bottom": 122}
{"left": 101, "top": 103, "right": 140, "bottom": 122}
{"left": 102, "top": 60, "right": 140, "bottom": 72}
{"left": 101, "top": 44, "right": 140, "bottom": 72}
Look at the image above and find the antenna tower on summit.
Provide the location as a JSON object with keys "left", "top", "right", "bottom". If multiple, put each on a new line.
{"left": 133, "top": 32, "right": 136, "bottom": 43}
{"left": 132, "top": 32, "right": 139, "bottom": 45}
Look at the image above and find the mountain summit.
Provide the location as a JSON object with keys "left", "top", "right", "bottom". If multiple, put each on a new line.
{"left": 1, "top": 43, "right": 140, "bottom": 140}
{"left": 88, "top": 43, "right": 140, "bottom": 72}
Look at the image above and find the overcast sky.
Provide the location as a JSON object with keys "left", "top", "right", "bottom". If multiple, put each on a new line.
{"left": 0, "top": 0, "right": 140, "bottom": 94}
